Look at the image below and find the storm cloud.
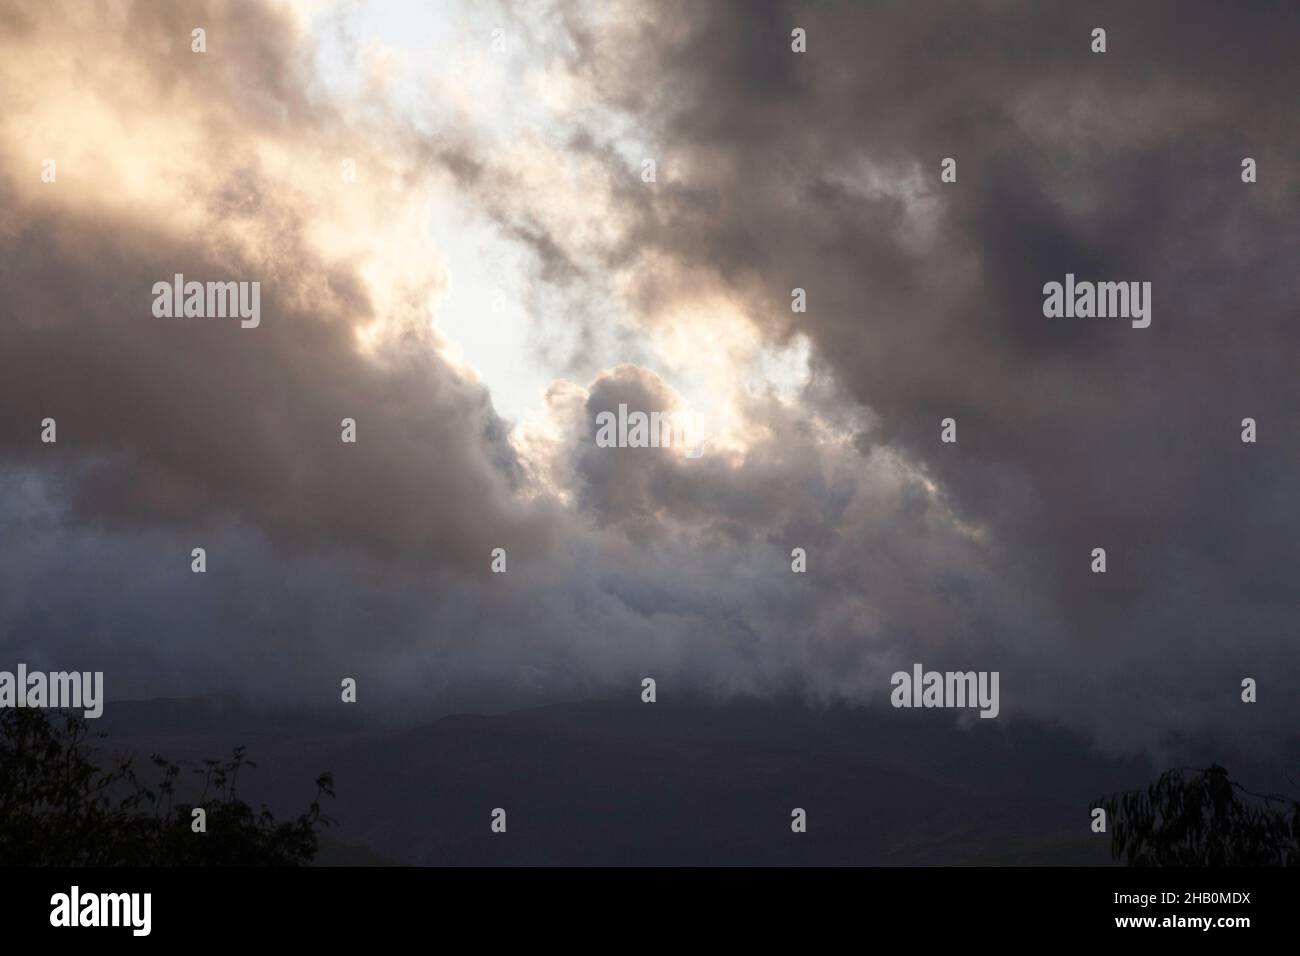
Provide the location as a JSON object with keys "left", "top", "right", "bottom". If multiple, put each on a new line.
{"left": 1, "top": 0, "right": 1296, "bottom": 756}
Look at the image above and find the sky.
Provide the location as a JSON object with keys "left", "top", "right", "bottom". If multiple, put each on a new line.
{"left": 0, "top": 0, "right": 1297, "bottom": 759}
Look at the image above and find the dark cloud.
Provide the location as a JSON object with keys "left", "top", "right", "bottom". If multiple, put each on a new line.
{"left": 505, "top": 0, "right": 1300, "bottom": 745}
{"left": 0, "top": 0, "right": 558, "bottom": 572}
{"left": 1, "top": 0, "right": 1296, "bottom": 755}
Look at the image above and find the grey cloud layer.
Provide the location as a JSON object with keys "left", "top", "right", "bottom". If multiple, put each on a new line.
{"left": 1, "top": 0, "right": 1296, "bottom": 753}
{"left": 0, "top": 0, "right": 556, "bottom": 570}
{"left": 524, "top": 0, "right": 1300, "bottom": 733}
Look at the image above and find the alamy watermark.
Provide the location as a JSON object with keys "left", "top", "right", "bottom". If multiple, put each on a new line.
{"left": 1042, "top": 273, "right": 1150, "bottom": 328}
{"left": 50, "top": 886, "right": 150, "bottom": 936}
{"left": 0, "top": 664, "right": 103, "bottom": 718}
{"left": 890, "top": 663, "right": 1000, "bottom": 719}
{"left": 594, "top": 403, "right": 709, "bottom": 458}
{"left": 151, "top": 273, "right": 260, "bottom": 328}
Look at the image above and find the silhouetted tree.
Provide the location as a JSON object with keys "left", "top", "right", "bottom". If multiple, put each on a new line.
{"left": 0, "top": 707, "right": 333, "bottom": 865}
{"left": 1095, "top": 765, "right": 1300, "bottom": 866}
